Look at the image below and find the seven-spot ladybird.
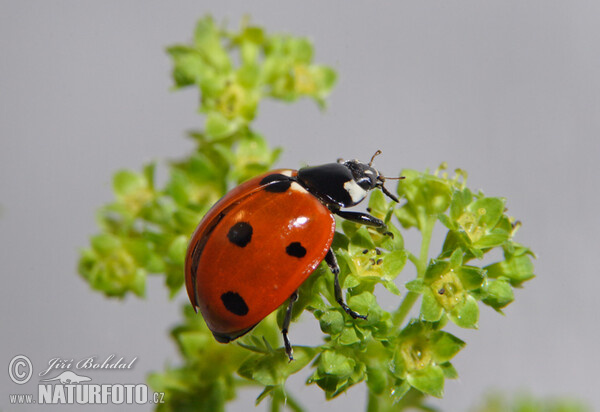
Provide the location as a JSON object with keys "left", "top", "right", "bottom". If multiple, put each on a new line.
{"left": 184, "top": 151, "right": 401, "bottom": 360}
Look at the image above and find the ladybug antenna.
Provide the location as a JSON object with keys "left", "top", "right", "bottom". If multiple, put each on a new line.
{"left": 369, "top": 150, "right": 382, "bottom": 166}
{"left": 376, "top": 174, "right": 404, "bottom": 203}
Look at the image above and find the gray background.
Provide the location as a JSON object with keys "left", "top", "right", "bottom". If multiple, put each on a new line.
{"left": 1, "top": 1, "right": 599, "bottom": 411}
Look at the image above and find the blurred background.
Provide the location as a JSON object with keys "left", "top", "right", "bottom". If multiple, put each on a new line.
{"left": 1, "top": 1, "right": 599, "bottom": 410}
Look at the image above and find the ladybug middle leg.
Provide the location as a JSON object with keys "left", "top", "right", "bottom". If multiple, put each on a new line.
{"left": 325, "top": 248, "right": 368, "bottom": 321}
{"left": 282, "top": 290, "right": 298, "bottom": 361}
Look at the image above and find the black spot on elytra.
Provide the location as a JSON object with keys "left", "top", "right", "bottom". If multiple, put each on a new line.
{"left": 227, "top": 222, "right": 253, "bottom": 247}
{"left": 260, "top": 173, "right": 289, "bottom": 185}
{"left": 221, "top": 291, "right": 249, "bottom": 316}
{"left": 286, "top": 242, "right": 307, "bottom": 258}
{"left": 260, "top": 174, "right": 292, "bottom": 193}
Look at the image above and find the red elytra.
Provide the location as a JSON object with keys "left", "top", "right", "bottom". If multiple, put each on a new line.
{"left": 185, "top": 169, "right": 335, "bottom": 342}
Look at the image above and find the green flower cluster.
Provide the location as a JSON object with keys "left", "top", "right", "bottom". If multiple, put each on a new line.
{"left": 169, "top": 16, "right": 336, "bottom": 138}
{"left": 288, "top": 165, "right": 533, "bottom": 406}
{"left": 78, "top": 16, "right": 333, "bottom": 299}
{"left": 78, "top": 17, "right": 535, "bottom": 411}
{"left": 400, "top": 166, "right": 535, "bottom": 330}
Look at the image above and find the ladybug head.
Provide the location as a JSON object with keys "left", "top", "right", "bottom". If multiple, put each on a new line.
{"left": 340, "top": 150, "right": 401, "bottom": 203}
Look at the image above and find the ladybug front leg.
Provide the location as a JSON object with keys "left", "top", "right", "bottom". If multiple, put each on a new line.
{"left": 282, "top": 291, "right": 298, "bottom": 361}
{"left": 333, "top": 210, "right": 393, "bottom": 237}
{"left": 325, "top": 248, "right": 368, "bottom": 320}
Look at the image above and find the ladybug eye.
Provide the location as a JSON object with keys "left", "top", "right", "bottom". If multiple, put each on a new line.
{"left": 357, "top": 175, "right": 375, "bottom": 190}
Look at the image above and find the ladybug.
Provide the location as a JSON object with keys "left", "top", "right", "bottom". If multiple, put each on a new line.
{"left": 184, "top": 151, "right": 401, "bottom": 360}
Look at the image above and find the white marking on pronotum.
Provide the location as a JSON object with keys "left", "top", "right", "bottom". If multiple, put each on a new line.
{"left": 364, "top": 169, "right": 376, "bottom": 177}
{"left": 290, "top": 182, "right": 307, "bottom": 193}
{"left": 344, "top": 179, "right": 367, "bottom": 204}
{"left": 281, "top": 170, "right": 293, "bottom": 177}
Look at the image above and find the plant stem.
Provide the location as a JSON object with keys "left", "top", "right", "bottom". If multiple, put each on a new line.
{"left": 271, "top": 396, "right": 281, "bottom": 412}
{"left": 392, "top": 215, "right": 435, "bottom": 327}
{"left": 271, "top": 386, "right": 305, "bottom": 412}
{"left": 367, "top": 390, "right": 379, "bottom": 412}
{"left": 407, "top": 252, "right": 420, "bottom": 268}
{"left": 393, "top": 291, "right": 419, "bottom": 328}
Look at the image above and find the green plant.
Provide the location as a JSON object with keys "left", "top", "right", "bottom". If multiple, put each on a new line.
{"left": 78, "top": 16, "right": 535, "bottom": 411}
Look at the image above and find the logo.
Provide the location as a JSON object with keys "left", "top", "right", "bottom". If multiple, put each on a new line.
{"left": 40, "top": 371, "right": 91, "bottom": 384}
{"left": 7, "top": 354, "right": 165, "bottom": 406}
{"left": 8, "top": 355, "right": 33, "bottom": 385}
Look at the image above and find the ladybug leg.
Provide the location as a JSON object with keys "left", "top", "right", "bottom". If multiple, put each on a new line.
{"left": 282, "top": 291, "right": 298, "bottom": 362}
{"left": 333, "top": 210, "right": 393, "bottom": 237}
{"left": 325, "top": 248, "right": 368, "bottom": 320}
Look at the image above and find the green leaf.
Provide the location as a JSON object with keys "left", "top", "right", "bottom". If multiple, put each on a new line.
{"left": 131, "top": 268, "right": 146, "bottom": 297}
{"left": 90, "top": 233, "right": 121, "bottom": 254}
{"left": 473, "top": 233, "right": 509, "bottom": 249}
{"left": 318, "top": 309, "right": 344, "bottom": 335}
{"left": 424, "top": 260, "right": 450, "bottom": 283}
{"left": 406, "top": 364, "right": 444, "bottom": 398}
{"left": 349, "top": 226, "right": 377, "bottom": 251}
{"left": 166, "top": 45, "right": 205, "bottom": 88}
{"left": 380, "top": 221, "right": 405, "bottom": 251}
{"left": 430, "top": 332, "right": 465, "bottom": 363}
{"left": 312, "top": 66, "right": 337, "bottom": 106}
{"left": 205, "top": 112, "right": 242, "bottom": 139}
{"left": 193, "top": 16, "right": 231, "bottom": 71}
{"left": 457, "top": 266, "right": 486, "bottom": 290}
{"left": 143, "top": 162, "right": 156, "bottom": 190}
{"left": 469, "top": 197, "right": 505, "bottom": 228}
{"left": 390, "top": 380, "right": 412, "bottom": 402}
{"left": 238, "top": 346, "right": 317, "bottom": 386}
{"left": 396, "top": 170, "right": 452, "bottom": 230}
{"left": 316, "top": 350, "right": 355, "bottom": 378}
{"left": 482, "top": 278, "right": 515, "bottom": 310}
{"left": 394, "top": 206, "right": 419, "bottom": 229}
{"left": 439, "top": 362, "right": 458, "bottom": 379}
{"left": 405, "top": 279, "right": 426, "bottom": 293}
{"left": 485, "top": 253, "right": 535, "bottom": 286}
{"left": 113, "top": 170, "right": 147, "bottom": 197}
{"left": 343, "top": 273, "right": 360, "bottom": 289}
{"left": 339, "top": 326, "right": 362, "bottom": 346}
{"left": 440, "top": 230, "right": 469, "bottom": 259}
{"left": 255, "top": 385, "right": 275, "bottom": 405}
{"left": 167, "top": 235, "right": 188, "bottom": 264}
{"left": 421, "top": 291, "right": 444, "bottom": 322}
{"left": 437, "top": 213, "right": 455, "bottom": 231}
{"left": 367, "top": 189, "right": 388, "bottom": 218}
{"left": 237, "top": 62, "right": 260, "bottom": 88}
{"left": 449, "top": 248, "right": 463, "bottom": 268}
{"left": 347, "top": 291, "right": 377, "bottom": 317}
{"left": 382, "top": 280, "right": 402, "bottom": 295}
{"left": 449, "top": 188, "right": 473, "bottom": 221}
{"left": 449, "top": 295, "right": 479, "bottom": 328}
{"left": 381, "top": 250, "right": 407, "bottom": 280}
